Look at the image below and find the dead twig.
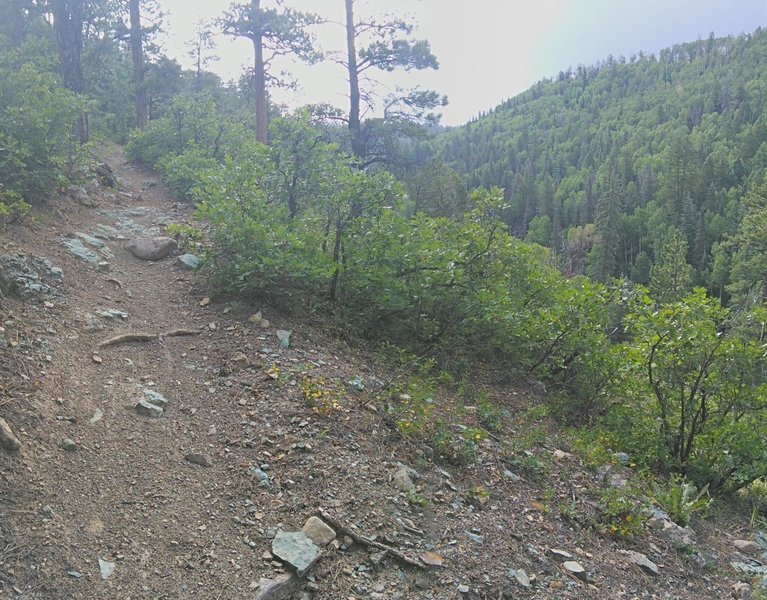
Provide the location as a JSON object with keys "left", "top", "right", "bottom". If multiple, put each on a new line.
{"left": 315, "top": 509, "right": 425, "bottom": 570}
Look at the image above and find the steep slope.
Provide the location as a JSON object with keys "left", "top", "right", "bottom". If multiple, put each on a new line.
{"left": 0, "top": 152, "right": 763, "bottom": 599}
{"left": 430, "top": 28, "right": 767, "bottom": 284}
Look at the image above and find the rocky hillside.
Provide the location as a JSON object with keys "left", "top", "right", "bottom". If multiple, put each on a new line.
{"left": 0, "top": 151, "right": 765, "bottom": 599}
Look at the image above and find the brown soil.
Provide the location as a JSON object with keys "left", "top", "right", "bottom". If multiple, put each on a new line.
{"left": 0, "top": 149, "right": 760, "bottom": 599}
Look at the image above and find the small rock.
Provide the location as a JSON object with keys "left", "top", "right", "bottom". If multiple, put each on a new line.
{"left": 84, "top": 314, "right": 104, "bottom": 332}
{"left": 734, "top": 540, "right": 760, "bottom": 555}
{"left": 553, "top": 449, "right": 569, "bottom": 460}
{"left": 562, "top": 561, "right": 588, "bottom": 581}
{"left": 254, "top": 574, "right": 299, "bottom": 600}
{"left": 0, "top": 418, "right": 21, "bottom": 451}
{"left": 546, "top": 548, "right": 574, "bottom": 562}
{"left": 393, "top": 468, "right": 416, "bottom": 493}
{"left": 458, "top": 585, "right": 470, "bottom": 593}
{"left": 176, "top": 253, "right": 200, "bottom": 270}
{"left": 231, "top": 352, "right": 251, "bottom": 371}
{"left": 61, "top": 438, "right": 77, "bottom": 451}
{"left": 614, "top": 452, "right": 631, "bottom": 465}
{"left": 276, "top": 330, "right": 292, "bottom": 349}
{"left": 248, "top": 312, "right": 263, "bottom": 324}
{"left": 143, "top": 389, "right": 169, "bottom": 408}
{"left": 125, "top": 237, "right": 177, "bottom": 261}
{"left": 135, "top": 399, "right": 163, "bottom": 418}
{"left": 420, "top": 551, "right": 444, "bottom": 568}
{"left": 199, "top": 297, "right": 211, "bottom": 307}
{"left": 301, "top": 516, "right": 336, "bottom": 547}
{"left": 185, "top": 453, "right": 213, "bottom": 467}
{"left": 510, "top": 568, "right": 531, "bottom": 587}
{"left": 98, "top": 558, "right": 115, "bottom": 580}
{"left": 67, "top": 570, "right": 83, "bottom": 579}
{"left": 92, "top": 354, "right": 103, "bottom": 364}
{"left": 98, "top": 309, "right": 127, "bottom": 320}
{"left": 623, "top": 550, "right": 660, "bottom": 576}
{"left": 97, "top": 261, "right": 110, "bottom": 272}
{"left": 42, "top": 505, "right": 56, "bottom": 519}
{"left": 249, "top": 466, "right": 271, "bottom": 487}
{"left": 271, "top": 532, "right": 321, "bottom": 576}
{"left": 465, "top": 531, "right": 484, "bottom": 544}
{"left": 733, "top": 582, "right": 752, "bottom": 600}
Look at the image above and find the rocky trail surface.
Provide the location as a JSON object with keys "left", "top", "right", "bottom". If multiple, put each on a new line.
{"left": 0, "top": 150, "right": 765, "bottom": 599}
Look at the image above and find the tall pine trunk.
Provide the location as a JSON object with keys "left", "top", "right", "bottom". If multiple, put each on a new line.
{"left": 51, "top": 0, "right": 88, "bottom": 142}
{"left": 344, "top": 0, "right": 363, "bottom": 158}
{"left": 252, "top": 0, "right": 268, "bottom": 143}
{"left": 129, "top": 0, "right": 148, "bottom": 129}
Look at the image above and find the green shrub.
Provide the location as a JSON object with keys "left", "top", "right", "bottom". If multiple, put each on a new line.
{"left": 652, "top": 476, "right": 712, "bottom": 526}
{"left": 0, "top": 40, "right": 84, "bottom": 212}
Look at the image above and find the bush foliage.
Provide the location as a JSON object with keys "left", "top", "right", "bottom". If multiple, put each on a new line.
{"left": 127, "top": 104, "right": 767, "bottom": 495}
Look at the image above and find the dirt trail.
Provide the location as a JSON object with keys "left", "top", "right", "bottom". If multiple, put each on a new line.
{"left": 0, "top": 150, "right": 756, "bottom": 600}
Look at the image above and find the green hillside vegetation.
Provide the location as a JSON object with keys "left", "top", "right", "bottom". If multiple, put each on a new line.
{"left": 431, "top": 29, "right": 767, "bottom": 306}
{"left": 1, "top": 3, "right": 767, "bottom": 500}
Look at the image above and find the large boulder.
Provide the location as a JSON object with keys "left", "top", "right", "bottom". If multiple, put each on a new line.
{"left": 125, "top": 237, "right": 177, "bottom": 261}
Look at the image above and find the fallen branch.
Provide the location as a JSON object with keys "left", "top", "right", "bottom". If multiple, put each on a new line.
{"left": 315, "top": 509, "right": 425, "bottom": 570}
{"left": 98, "top": 333, "right": 155, "bottom": 348}
{"left": 98, "top": 328, "right": 202, "bottom": 349}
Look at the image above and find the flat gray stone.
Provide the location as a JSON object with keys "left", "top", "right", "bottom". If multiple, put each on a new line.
{"left": 143, "top": 389, "right": 168, "bottom": 408}
{"left": 75, "top": 232, "right": 105, "bottom": 248}
{"left": 302, "top": 516, "right": 336, "bottom": 546}
{"left": 98, "top": 309, "right": 127, "bottom": 320}
{"left": 176, "top": 253, "right": 200, "bottom": 269}
{"left": 98, "top": 558, "right": 115, "bottom": 580}
{"left": 271, "top": 532, "right": 321, "bottom": 576}
{"left": 125, "top": 237, "right": 177, "bottom": 261}
{"left": 276, "top": 330, "right": 291, "bottom": 349}
{"left": 623, "top": 550, "right": 660, "bottom": 575}
{"left": 563, "top": 561, "right": 588, "bottom": 581}
{"left": 61, "top": 438, "right": 77, "bottom": 451}
{"left": 61, "top": 238, "right": 100, "bottom": 265}
{"left": 135, "top": 399, "right": 163, "bottom": 418}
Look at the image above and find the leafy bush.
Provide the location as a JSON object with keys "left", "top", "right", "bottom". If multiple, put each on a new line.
{"left": 0, "top": 40, "right": 83, "bottom": 213}
{"left": 612, "top": 288, "right": 767, "bottom": 493}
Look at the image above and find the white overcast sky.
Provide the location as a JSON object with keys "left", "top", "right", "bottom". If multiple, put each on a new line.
{"left": 156, "top": 0, "right": 767, "bottom": 126}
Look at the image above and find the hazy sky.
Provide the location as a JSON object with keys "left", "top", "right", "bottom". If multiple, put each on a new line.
{"left": 157, "top": 0, "right": 767, "bottom": 126}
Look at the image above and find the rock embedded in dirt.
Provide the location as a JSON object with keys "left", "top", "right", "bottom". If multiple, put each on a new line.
{"left": 143, "top": 389, "right": 169, "bottom": 408}
{"left": 271, "top": 532, "right": 321, "bottom": 577}
{"left": 510, "top": 568, "right": 531, "bottom": 587}
{"left": 61, "top": 238, "right": 102, "bottom": 265}
{"left": 0, "top": 254, "right": 63, "bottom": 297}
{"left": 393, "top": 468, "right": 416, "bottom": 493}
{"left": 732, "top": 582, "right": 753, "bottom": 599}
{"left": 301, "top": 516, "right": 336, "bottom": 546}
{"left": 231, "top": 352, "right": 251, "bottom": 371}
{"left": 98, "top": 558, "right": 115, "bottom": 580}
{"left": 125, "top": 237, "right": 178, "bottom": 261}
{"left": 623, "top": 550, "right": 660, "bottom": 576}
{"left": 562, "top": 561, "right": 588, "bottom": 580}
{"left": 734, "top": 540, "right": 760, "bottom": 555}
{"left": 253, "top": 574, "right": 299, "bottom": 600}
{"left": 60, "top": 438, "right": 77, "bottom": 451}
{"left": 546, "top": 548, "right": 574, "bottom": 562}
{"left": 0, "top": 418, "right": 21, "bottom": 451}
{"left": 176, "top": 253, "right": 200, "bottom": 270}
{"left": 135, "top": 399, "right": 163, "bottom": 418}
{"left": 276, "top": 330, "right": 292, "bottom": 349}
{"left": 185, "top": 453, "right": 213, "bottom": 467}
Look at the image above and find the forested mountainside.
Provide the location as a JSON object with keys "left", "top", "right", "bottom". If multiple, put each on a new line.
{"left": 430, "top": 29, "right": 767, "bottom": 295}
